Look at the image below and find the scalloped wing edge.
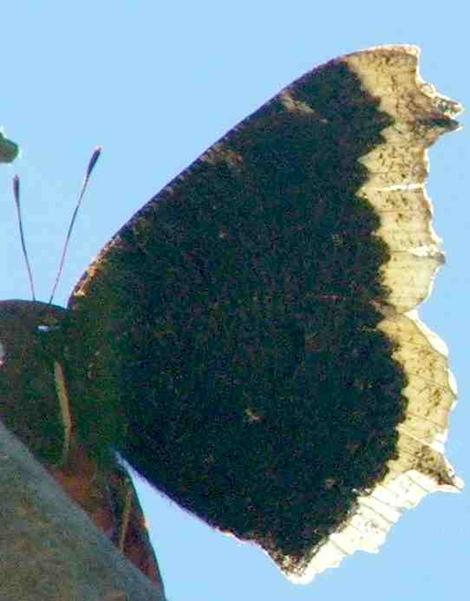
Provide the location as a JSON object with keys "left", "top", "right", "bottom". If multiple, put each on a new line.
{"left": 69, "top": 45, "right": 463, "bottom": 584}
{"left": 282, "top": 45, "right": 462, "bottom": 583}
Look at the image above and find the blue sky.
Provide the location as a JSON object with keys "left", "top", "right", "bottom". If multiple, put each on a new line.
{"left": 1, "top": 2, "right": 468, "bottom": 600}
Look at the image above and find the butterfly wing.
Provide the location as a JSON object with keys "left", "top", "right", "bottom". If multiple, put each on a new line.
{"left": 65, "top": 46, "right": 461, "bottom": 580}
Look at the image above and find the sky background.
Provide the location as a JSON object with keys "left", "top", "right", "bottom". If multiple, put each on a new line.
{"left": 0, "top": 2, "right": 468, "bottom": 600}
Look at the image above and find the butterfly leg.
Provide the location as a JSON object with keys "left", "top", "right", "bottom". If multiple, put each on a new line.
{"left": 52, "top": 360, "right": 73, "bottom": 464}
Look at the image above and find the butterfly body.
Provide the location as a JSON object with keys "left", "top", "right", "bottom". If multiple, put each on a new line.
{"left": 0, "top": 299, "right": 164, "bottom": 589}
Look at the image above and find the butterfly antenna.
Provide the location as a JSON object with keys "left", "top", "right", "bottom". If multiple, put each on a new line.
{"left": 48, "top": 146, "right": 102, "bottom": 304}
{"left": 12, "top": 175, "right": 36, "bottom": 301}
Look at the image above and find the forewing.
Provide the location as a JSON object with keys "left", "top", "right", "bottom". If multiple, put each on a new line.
{"left": 66, "top": 46, "right": 461, "bottom": 580}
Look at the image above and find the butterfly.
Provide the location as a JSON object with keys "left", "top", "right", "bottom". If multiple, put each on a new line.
{"left": 0, "top": 45, "right": 462, "bottom": 584}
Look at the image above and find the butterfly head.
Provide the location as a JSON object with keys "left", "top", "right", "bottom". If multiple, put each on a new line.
{"left": 0, "top": 299, "right": 68, "bottom": 464}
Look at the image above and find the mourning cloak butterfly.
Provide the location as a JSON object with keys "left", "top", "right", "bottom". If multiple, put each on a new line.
{"left": 0, "top": 45, "right": 462, "bottom": 583}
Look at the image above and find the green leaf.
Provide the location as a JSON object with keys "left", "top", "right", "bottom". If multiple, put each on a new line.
{"left": 0, "top": 130, "right": 19, "bottom": 163}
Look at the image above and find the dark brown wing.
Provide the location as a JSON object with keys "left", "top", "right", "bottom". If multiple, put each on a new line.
{"left": 64, "top": 46, "right": 461, "bottom": 580}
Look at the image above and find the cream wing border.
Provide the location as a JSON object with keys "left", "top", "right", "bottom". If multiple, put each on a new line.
{"left": 285, "top": 46, "right": 462, "bottom": 583}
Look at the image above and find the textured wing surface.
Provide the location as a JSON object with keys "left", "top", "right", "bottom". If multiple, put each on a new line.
{"left": 66, "top": 46, "right": 461, "bottom": 580}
